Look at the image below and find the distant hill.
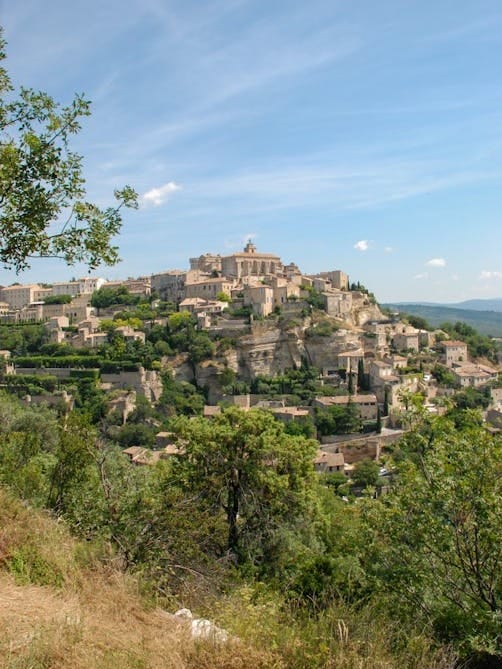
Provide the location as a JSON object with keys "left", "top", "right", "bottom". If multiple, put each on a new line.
{"left": 449, "top": 298, "right": 502, "bottom": 312}
{"left": 383, "top": 303, "right": 502, "bottom": 337}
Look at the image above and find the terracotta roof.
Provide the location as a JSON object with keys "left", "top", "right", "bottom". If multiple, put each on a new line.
{"left": 314, "top": 450, "right": 345, "bottom": 468}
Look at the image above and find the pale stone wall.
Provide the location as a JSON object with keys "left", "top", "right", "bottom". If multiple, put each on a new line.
{"left": 1, "top": 284, "right": 41, "bottom": 309}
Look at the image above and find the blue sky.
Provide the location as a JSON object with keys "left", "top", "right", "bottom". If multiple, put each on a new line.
{"left": 2, "top": 0, "right": 502, "bottom": 303}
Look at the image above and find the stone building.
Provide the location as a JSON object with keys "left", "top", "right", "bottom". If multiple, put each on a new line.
{"left": 392, "top": 327, "right": 420, "bottom": 352}
{"left": 319, "top": 270, "right": 349, "bottom": 290}
{"left": 51, "top": 277, "right": 105, "bottom": 297}
{"left": 184, "top": 278, "right": 235, "bottom": 300}
{"left": 150, "top": 270, "right": 187, "bottom": 303}
{"left": 313, "top": 394, "right": 378, "bottom": 421}
{"left": 322, "top": 291, "right": 353, "bottom": 318}
{"left": 151, "top": 269, "right": 205, "bottom": 303}
{"left": 189, "top": 253, "right": 222, "bottom": 274}
{"left": 442, "top": 340, "right": 468, "bottom": 367}
{"left": 221, "top": 241, "right": 283, "bottom": 279}
{"left": 1, "top": 284, "right": 41, "bottom": 309}
{"left": 243, "top": 284, "right": 274, "bottom": 317}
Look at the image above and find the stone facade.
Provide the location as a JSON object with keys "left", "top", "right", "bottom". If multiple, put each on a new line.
{"left": 443, "top": 340, "right": 468, "bottom": 367}
{"left": 221, "top": 241, "right": 283, "bottom": 279}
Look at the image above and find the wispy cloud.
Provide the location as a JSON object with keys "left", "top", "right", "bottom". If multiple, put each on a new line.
{"left": 426, "top": 258, "right": 447, "bottom": 267}
{"left": 223, "top": 232, "right": 257, "bottom": 250}
{"left": 479, "top": 270, "right": 502, "bottom": 280}
{"left": 384, "top": 246, "right": 394, "bottom": 253}
{"left": 142, "top": 181, "right": 181, "bottom": 207}
{"left": 354, "top": 240, "right": 369, "bottom": 251}
{"left": 414, "top": 272, "right": 429, "bottom": 280}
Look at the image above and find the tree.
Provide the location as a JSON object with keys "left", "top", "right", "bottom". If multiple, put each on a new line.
{"left": 366, "top": 417, "right": 502, "bottom": 660}
{"left": 383, "top": 387, "right": 390, "bottom": 416}
{"left": 357, "top": 359, "right": 370, "bottom": 391}
{"left": 352, "top": 459, "right": 379, "bottom": 488}
{"left": 216, "top": 291, "right": 231, "bottom": 303}
{"left": 0, "top": 32, "right": 137, "bottom": 272}
{"left": 43, "top": 294, "right": 72, "bottom": 304}
{"left": 169, "top": 407, "right": 317, "bottom": 562}
{"left": 376, "top": 406, "right": 382, "bottom": 433}
{"left": 315, "top": 403, "right": 362, "bottom": 436}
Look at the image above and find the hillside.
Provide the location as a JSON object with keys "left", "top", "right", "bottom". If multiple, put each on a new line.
{"left": 0, "top": 485, "right": 460, "bottom": 669}
{"left": 0, "top": 488, "right": 277, "bottom": 669}
{"left": 383, "top": 303, "right": 502, "bottom": 336}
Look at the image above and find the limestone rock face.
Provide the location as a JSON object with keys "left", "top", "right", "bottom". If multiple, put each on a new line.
{"left": 143, "top": 369, "right": 163, "bottom": 403}
{"left": 101, "top": 367, "right": 163, "bottom": 403}
{"left": 195, "top": 360, "right": 225, "bottom": 404}
{"left": 236, "top": 324, "right": 298, "bottom": 378}
{"left": 159, "top": 298, "right": 386, "bottom": 393}
{"left": 349, "top": 295, "right": 384, "bottom": 326}
{"left": 303, "top": 334, "right": 341, "bottom": 370}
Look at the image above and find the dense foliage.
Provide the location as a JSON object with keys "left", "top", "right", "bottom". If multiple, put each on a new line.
{"left": 0, "top": 386, "right": 499, "bottom": 667}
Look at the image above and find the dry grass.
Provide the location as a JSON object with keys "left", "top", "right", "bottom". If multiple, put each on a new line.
{"left": 0, "top": 488, "right": 281, "bottom": 669}
{"left": 0, "top": 569, "right": 281, "bottom": 668}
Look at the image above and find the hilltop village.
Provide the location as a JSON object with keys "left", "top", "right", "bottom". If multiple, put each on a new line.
{"left": 0, "top": 241, "right": 500, "bottom": 475}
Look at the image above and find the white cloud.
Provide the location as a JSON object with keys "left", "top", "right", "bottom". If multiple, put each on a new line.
{"left": 384, "top": 246, "right": 394, "bottom": 253}
{"left": 479, "top": 270, "right": 502, "bottom": 280}
{"left": 354, "top": 240, "right": 369, "bottom": 251}
{"left": 426, "top": 257, "right": 447, "bottom": 267}
{"left": 451, "top": 273, "right": 460, "bottom": 281}
{"left": 414, "top": 272, "right": 429, "bottom": 280}
{"left": 142, "top": 182, "right": 181, "bottom": 207}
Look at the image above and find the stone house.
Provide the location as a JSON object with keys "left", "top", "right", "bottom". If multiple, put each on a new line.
{"left": 392, "top": 328, "right": 420, "bottom": 352}
{"left": 318, "top": 270, "right": 349, "bottom": 291}
{"left": 115, "top": 325, "right": 145, "bottom": 344}
{"left": 314, "top": 450, "right": 345, "bottom": 473}
{"left": 312, "top": 277, "right": 331, "bottom": 293}
{"left": 443, "top": 340, "right": 468, "bottom": 367}
{"left": 313, "top": 394, "right": 378, "bottom": 421}
{"left": 322, "top": 290, "right": 353, "bottom": 318}
{"left": 267, "top": 276, "right": 301, "bottom": 307}
{"left": 184, "top": 278, "right": 235, "bottom": 300}
{"left": 383, "top": 354, "right": 408, "bottom": 369}
{"left": 179, "top": 297, "right": 228, "bottom": 316}
{"left": 242, "top": 284, "right": 274, "bottom": 317}
{"left": 453, "top": 363, "right": 498, "bottom": 388}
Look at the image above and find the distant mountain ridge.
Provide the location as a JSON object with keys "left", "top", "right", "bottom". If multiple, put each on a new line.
{"left": 446, "top": 298, "right": 502, "bottom": 312}
{"left": 382, "top": 302, "right": 502, "bottom": 337}
{"left": 391, "top": 298, "right": 502, "bottom": 313}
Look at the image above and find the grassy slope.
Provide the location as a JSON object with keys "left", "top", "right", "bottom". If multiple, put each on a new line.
{"left": 383, "top": 303, "right": 502, "bottom": 336}
{"left": 0, "top": 487, "right": 275, "bottom": 669}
